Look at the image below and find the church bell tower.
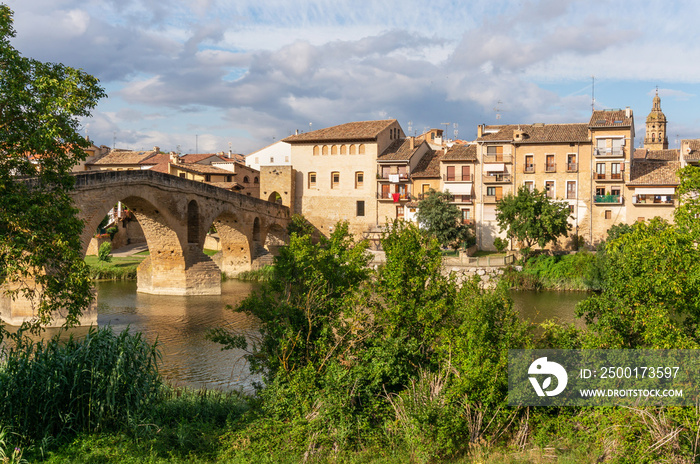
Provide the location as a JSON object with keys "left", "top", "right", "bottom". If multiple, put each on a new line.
{"left": 644, "top": 89, "right": 668, "bottom": 150}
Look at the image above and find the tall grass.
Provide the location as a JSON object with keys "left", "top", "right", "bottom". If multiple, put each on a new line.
{"left": 0, "top": 327, "right": 162, "bottom": 444}
{"left": 236, "top": 265, "right": 275, "bottom": 282}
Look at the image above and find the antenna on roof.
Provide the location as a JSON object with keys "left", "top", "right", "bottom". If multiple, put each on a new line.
{"left": 494, "top": 100, "right": 503, "bottom": 120}
{"left": 441, "top": 122, "right": 450, "bottom": 138}
{"left": 113, "top": 131, "right": 116, "bottom": 150}
{"left": 408, "top": 120, "right": 413, "bottom": 136}
{"left": 591, "top": 75, "right": 595, "bottom": 113}
{"left": 453, "top": 123, "right": 458, "bottom": 140}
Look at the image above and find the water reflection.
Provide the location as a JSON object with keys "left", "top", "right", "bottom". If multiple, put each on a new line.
{"left": 94, "top": 280, "right": 260, "bottom": 393}
{"left": 511, "top": 290, "right": 589, "bottom": 327}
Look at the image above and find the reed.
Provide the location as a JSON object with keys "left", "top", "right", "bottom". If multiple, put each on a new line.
{"left": 0, "top": 327, "right": 162, "bottom": 444}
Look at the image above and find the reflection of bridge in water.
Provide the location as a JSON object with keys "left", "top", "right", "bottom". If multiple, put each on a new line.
{"left": 1, "top": 170, "right": 290, "bottom": 325}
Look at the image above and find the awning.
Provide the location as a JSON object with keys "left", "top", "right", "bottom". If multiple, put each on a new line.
{"left": 634, "top": 187, "right": 676, "bottom": 195}
{"left": 445, "top": 183, "right": 473, "bottom": 195}
{"left": 485, "top": 163, "right": 505, "bottom": 172}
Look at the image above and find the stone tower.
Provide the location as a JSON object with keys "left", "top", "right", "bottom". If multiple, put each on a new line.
{"left": 644, "top": 89, "right": 668, "bottom": 150}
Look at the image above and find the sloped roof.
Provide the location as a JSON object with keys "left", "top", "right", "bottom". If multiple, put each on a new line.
{"left": 589, "top": 110, "right": 633, "bottom": 128}
{"left": 684, "top": 139, "right": 700, "bottom": 161}
{"left": 443, "top": 144, "right": 477, "bottom": 160}
{"left": 283, "top": 119, "right": 396, "bottom": 143}
{"left": 411, "top": 150, "right": 442, "bottom": 178}
{"left": 628, "top": 160, "right": 680, "bottom": 185}
{"left": 477, "top": 123, "right": 589, "bottom": 143}
{"left": 90, "top": 149, "right": 158, "bottom": 165}
{"left": 377, "top": 138, "right": 425, "bottom": 162}
{"left": 181, "top": 153, "right": 229, "bottom": 164}
{"left": 172, "top": 163, "right": 234, "bottom": 175}
{"left": 632, "top": 149, "right": 680, "bottom": 161}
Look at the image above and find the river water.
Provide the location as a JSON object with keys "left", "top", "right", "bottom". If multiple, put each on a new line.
{"left": 89, "top": 281, "right": 590, "bottom": 391}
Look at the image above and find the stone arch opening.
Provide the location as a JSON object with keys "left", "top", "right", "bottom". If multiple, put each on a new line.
{"left": 253, "top": 217, "right": 261, "bottom": 245}
{"left": 267, "top": 191, "right": 283, "bottom": 204}
{"left": 264, "top": 223, "right": 288, "bottom": 256}
{"left": 207, "top": 211, "right": 254, "bottom": 275}
{"left": 187, "top": 200, "right": 200, "bottom": 244}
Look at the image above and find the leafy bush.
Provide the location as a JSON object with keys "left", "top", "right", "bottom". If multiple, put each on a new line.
{"left": 97, "top": 241, "right": 112, "bottom": 262}
{"left": 0, "top": 327, "right": 161, "bottom": 444}
{"left": 493, "top": 236, "right": 508, "bottom": 253}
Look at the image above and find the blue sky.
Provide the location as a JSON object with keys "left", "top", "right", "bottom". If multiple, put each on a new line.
{"left": 6, "top": 0, "right": 700, "bottom": 154}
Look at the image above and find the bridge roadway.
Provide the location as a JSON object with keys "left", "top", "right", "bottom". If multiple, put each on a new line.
{"left": 1, "top": 170, "right": 290, "bottom": 326}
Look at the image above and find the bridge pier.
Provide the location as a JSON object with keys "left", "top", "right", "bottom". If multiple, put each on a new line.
{"left": 0, "top": 279, "right": 97, "bottom": 328}
{"left": 136, "top": 245, "right": 221, "bottom": 296}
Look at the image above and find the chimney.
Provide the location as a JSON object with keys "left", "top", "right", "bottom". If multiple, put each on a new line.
{"left": 477, "top": 124, "right": 484, "bottom": 138}
{"left": 625, "top": 107, "right": 631, "bottom": 118}
{"left": 153, "top": 146, "right": 160, "bottom": 153}
{"left": 170, "top": 152, "right": 179, "bottom": 164}
{"left": 409, "top": 136, "right": 414, "bottom": 150}
{"left": 295, "top": 129, "right": 299, "bottom": 135}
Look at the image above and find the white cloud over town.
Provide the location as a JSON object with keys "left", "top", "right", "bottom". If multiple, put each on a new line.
{"left": 5, "top": 0, "right": 700, "bottom": 153}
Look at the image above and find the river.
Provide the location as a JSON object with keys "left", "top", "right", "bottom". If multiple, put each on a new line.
{"left": 89, "top": 281, "right": 590, "bottom": 392}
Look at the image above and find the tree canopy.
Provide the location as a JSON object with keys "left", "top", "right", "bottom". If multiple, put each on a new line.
{"left": 415, "top": 189, "right": 474, "bottom": 249}
{"left": 495, "top": 186, "right": 571, "bottom": 250}
{"left": 0, "top": 6, "right": 106, "bottom": 328}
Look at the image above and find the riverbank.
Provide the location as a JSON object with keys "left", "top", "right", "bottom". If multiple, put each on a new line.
{"left": 500, "top": 250, "right": 598, "bottom": 291}
{"left": 84, "top": 255, "right": 145, "bottom": 280}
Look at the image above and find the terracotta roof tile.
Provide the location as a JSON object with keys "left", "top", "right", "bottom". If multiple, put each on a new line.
{"left": 411, "top": 150, "right": 442, "bottom": 178}
{"left": 283, "top": 119, "right": 396, "bottom": 143}
{"left": 181, "top": 153, "right": 229, "bottom": 164}
{"left": 684, "top": 139, "right": 700, "bottom": 161}
{"left": 644, "top": 149, "right": 680, "bottom": 161}
{"left": 90, "top": 149, "right": 158, "bottom": 165}
{"left": 443, "top": 144, "right": 477, "bottom": 160}
{"left": 588, "top": 110, "right": 633, "bottom": 127}
{"left": 377, "top": 138, "right": 424, "bottom": 161}
{"left": 477, "top": 123, "right": 589, "bottom": 143}
{"left": 628, "top": 160, "right": 680, "bottom": 185}
{"left": 172, "top": 163, "right": 234, "bottom": 175}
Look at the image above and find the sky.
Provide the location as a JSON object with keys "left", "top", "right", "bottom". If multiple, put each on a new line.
{"left": 5, "top": 0, "right": 700, "bottom": 155}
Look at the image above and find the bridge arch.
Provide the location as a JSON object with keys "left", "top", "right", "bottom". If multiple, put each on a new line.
{"left": 187, "top": 200, "right": 200, "bottom": 244}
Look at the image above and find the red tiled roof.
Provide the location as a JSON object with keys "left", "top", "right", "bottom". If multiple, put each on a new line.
{"left": 283, "top": 119, "right": 396, "bottom": 143}
{"left": 443, "top": 144, "right": 477, "bottom": 160}
{"left": 172, "top": 163, "right": 234, "bottom": 175}
{"left": 411, "top": 150, "right": 442, "bottom": 178}
{"left": 90, "top": 149, "right": 158, "bottom": 165}
{"left": 588, "top": 110, "right": 633, "bottom": 128}
{"left": 684, "top": 140, "right": 700, "bottom": 161}
{"left": 181, "top": 153, "right": 229, "bottom": 164}
{"left": 377, "top": 138, "right": 425, "bottom": 162}
{"left": 628, "top": 160, "right": 680, "bottom": 185}
{"left": 477, "top": 123, "right": 589, "bottom": 143}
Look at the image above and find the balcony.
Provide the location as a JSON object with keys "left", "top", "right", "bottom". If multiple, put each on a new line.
{"left": 483, "top": 195, "right": 503, "bottom": 204}
{"left": 483, "top": 173, "right": 511, "bottom": 183}
{"left": 595, "top": 148, "right": 624, "bottom": 157}
{"left": 611, "top": 173, "right": 622, "bottom": 180}
{"left": 633, "top": 195, "right": 675, "bottom": 205}
{"left": 567, "top": 163, "right": 578, "bottom": 172}
{"left": 378, "top": 172, "right": 410, "bottom": 181}
{"left": 483, "top": 153, "right": 512, "bottom": 163}
{"left": 595, "top": 173, "right": 606, "bottom": 180}
{"left": 566, "top": 191, "right": 576, "bottom": 200}
{"left": 594, "top": 194, "right": 622, "bottom": 204}
{"left": 377, "top": 191, "right": 411, "bottom": 200}
{"left": 443, "top": 174, "right": 474, "bottom": 182}
{"left": 452, "top": 195, "right": 473, "bottom": 204}
{"left": 523, "top": 164, "right": 535, "bottom": 173}
{"left": 462, "top": 219, "right": 475, "bottom": 226}
{"left": 545, "top": 163, "right": 556, "bottom": 173}
{"left": 595, "top": 173, "right": 623, "bottom": 181}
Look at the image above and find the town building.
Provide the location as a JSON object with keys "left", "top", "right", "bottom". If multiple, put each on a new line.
{"left": 245, "top": 141, "right": 291, "bottom": 171}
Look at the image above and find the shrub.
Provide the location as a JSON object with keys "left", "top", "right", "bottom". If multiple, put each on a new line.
{"left": 493, "top": 237, "right": 508, "bottom": 253}
{"left": 97, "top": 241, "right": 112, "bottom": 262}
{"left": 0, "top": 327, "right": 161, "bottom": 443}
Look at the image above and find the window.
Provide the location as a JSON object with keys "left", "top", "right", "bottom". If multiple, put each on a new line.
{"left": 525, "top": 155, "right": 534, "bottom": 173}
{"left": 611, "top": 163, "right": 621, "bottom": 180}
{"left": 396, "top": 205, "right": 404, "bottom": 218}
{"left": 545, "top": 154, "right": 555, "bottom": 172}
{"left": 596, "top": 163, "right": 605, "bottom": 179}
{"left": 397, "top": 165, "right": 407, "bottom": 178}
{"left": 605, "top": 210, "right": 612, "bottom": 220}
{"left": 226, "top": 175, "right": 232, "bottom": 182}
{"left": 568, "top": 205, "right": 574, "bottom": 214}
{"left": 308, "top": 172, "right": 316, "bottom": 188}
{"left": 331, "top": 171, "right": 339, "bottom": 189}
{"left": 254, "top": 176, "right": 259, "bottom": 184}
{"left": 381, "top": 183, "right": 390, "bottom": 199}
{"left": 331, "top": 145, "right": 338, "bottom": 155}
{"left": 243, "top": 176, "right": 249, "bottom": 183}
{"left": 355, "top": 171, "right": 364, "bottom": 188}
{"left": 322, "top": 145, "right": 329, "bottom": 155}
{"left": 611, "top": 138, "right": 623, "bottom": 156}
{"left": 204, "top": 174, "right": 211, "bottom": 182}
{"left": 340, "top": 145, "right": 347, "bottom": 155}
{"left": 349, "top": 144, "right": 356, "bottom": 155}
{"left": 270, "top": 157, "right": 274, "bottom": 163}
{"left": 358, "top": 144, "right": 366, "bottom": 155}
{"left": 596, "top": 187, "right": 605, "bottom": 196}
{"left": 524, "top": 180, "right": 534, "bottom": 192}
{"left": 446, "top": 166, "right": 456, "bottom": 181}
{"left": 566, "top": 181, "right": 576, "bottom": 199}
{"left": 356, "top": 201, "right": 365, "bottom": 217}
{"left": 611, "top": 187, "right": 621, "bottom": 197}
{"left": 422, "top": 184, "right": 430, "bottom": 194}
{"left": 567, "top": 154, "right": 577, "bottom": 172}
{"left": 179, "top": 173, "right": 185, "bottom": 178}
{"left": 487, "top": 186, "right": 496, "bottom": 196}
{"left": 487, "top": 145, "right": 503, "bottom": 158}
{"left": 313, "top": 146, "right": 319, "bottom": 156}
{"left": 637, "top": 217, "right": 645, "bottom": 222}
{"left": 545, "top": 181, "right": 555, "bottom": 198}
{"left": 381, "top": 166, "right": 391, "bottom": 179}
{"left": 461, "top": 165, "right": 470, "bottom": 181}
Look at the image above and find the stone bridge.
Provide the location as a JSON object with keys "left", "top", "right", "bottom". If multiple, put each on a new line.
{"left": 73, "top": 170, "right": 290, "bottom": 296}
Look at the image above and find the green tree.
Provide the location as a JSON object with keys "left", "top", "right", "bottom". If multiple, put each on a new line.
{"left": 416, "top": 189, "right": 474, "bottom": 249}
{"left": 495, "top": 186, "right": 571, "bottom": 250}
{"left": 97, "top": 242, "right": 112, "bottom": 263}
{"left": 674, "top": 164, "right": 700, "bottom": 238}
{"left": 0, "top": 6, "right": 106, "bottom": 328}
{"left": 577, "top": 218, "right": 700, "bottom": 349}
